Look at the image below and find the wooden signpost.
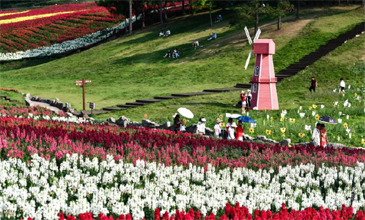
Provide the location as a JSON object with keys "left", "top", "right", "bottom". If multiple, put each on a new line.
{"left": 75, "top": 78, "right": 91, "bottom": 111}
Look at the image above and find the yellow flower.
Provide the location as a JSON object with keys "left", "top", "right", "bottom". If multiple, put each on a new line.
{"left": 282, "top": 133, "right": 285, "bottom": 137}
{"left": 312, "top": 104, "right": 317, "bottom": 109}
{"left": 222, "top": 123, "right": 226, "bottom": 128}
{"left": 354, "top": 93, "right": 357, "bottom": 97}
{"left": 183, "top": 119, "right": 187, "bottom": 123}
{"left": 289, "top": 118, "right": 296, "bottom": 124}
{"left": 343, "top": 123, "right": 348, "bottom": 128}
{"left": 249, "top": 128, "right": 254, "bottom": 134}
{"left": 280, "top": 127, "right": 286, "bottom": 133}
{"left": 219, "top": 115, "right": 223, "bottom": 119}
{"left": 315, "top": 115, "right": 320, "bottom": 120}
{"left": 309, "top": 106, "right": 312, "bottom": 110}
{"left": 298, "top": 133, "right": 305, "bottom": 138}
{"left": 270, "top": 117, "right": 273, "bottom": 122}
{"left": 280, "top": 117, "right": 285, "bottom": 122}
{"left": 265, "top": 130, "right": 272, "bottom": 135}
{"left": 362, "top": 139, "right": 365, "bottom": 145}
{"left": 144, "top": 114, "right": 148, "bottom": 118}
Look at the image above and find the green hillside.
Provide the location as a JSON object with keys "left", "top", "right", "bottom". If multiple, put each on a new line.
{"left": 0, "top": 6, "right": 363, "bottom": 111}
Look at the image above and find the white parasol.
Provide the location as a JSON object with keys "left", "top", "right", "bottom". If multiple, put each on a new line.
{"left": 177, "top": 107, "right": 194, "bottom": 119}
{"left": 226, "top": 113, "right": 241, "bottom": 119}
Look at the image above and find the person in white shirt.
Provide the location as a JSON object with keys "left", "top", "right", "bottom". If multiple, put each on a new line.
{"left": 227, "top": 122, "right": 237, "bottom": 140}
{"left": 193, "top": 40, "right": 199, "bottom": 48}
{"left": 180, "top": 120, "right": 186, "bottom": 132}
{"left": 165, "top": 29, "right": 171, "bottom": 37}
{"left": 214, "top": 118, "right": 222, "bottom": 138}
{"left": 311, "top": 123, "right": 321, "bottom": 147}
{"left": 246, "top": 90, "right": 252, "bottom": 107}
{"left": 159, "top": 31, "right": 164, "bottom": 37}
{"left": 196, "top": 117, "right": 206, "bottom": 135}
{"left": 340, "top": 78, "right": 345, "bottom": 93}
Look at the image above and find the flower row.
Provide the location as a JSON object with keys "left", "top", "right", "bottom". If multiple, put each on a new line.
{"left": 1, "top": 115, "right": 365, "bottom": 169}
{"left": 18, "top": 205, "right": 365, "bottom": 220}
{"left": 1, "top": 154, "right": 365, "bottom": 219}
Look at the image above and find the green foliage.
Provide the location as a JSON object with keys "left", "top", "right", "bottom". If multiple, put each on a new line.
{"left": 266, "top": 0, "right": 292, "bottom": 19}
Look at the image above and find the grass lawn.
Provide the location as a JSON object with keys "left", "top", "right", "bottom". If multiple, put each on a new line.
{"left": 92, "top": 32, "right": 365, "bottom": 147}
{"left": 0, "top": 6, "right": 363, "bottom": 110}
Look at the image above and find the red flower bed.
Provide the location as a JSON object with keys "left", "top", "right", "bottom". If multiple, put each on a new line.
{"left": 20, "top": 204, "right": 365, "bottom": 220}
{"left": 0, "top": 3, "right": 124, "bottom": 53}
{"left": 0, "top": 112, "right": 364, "bottom": 169}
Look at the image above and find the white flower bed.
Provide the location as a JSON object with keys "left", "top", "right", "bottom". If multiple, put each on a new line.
{"left": 0, "top": 113, "right": 92, "bottom": 124}
{"left": 1, "top": 154, "right": 364, "bottom": 220}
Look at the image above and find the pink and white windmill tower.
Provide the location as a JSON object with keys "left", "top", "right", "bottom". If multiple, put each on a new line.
{"left": 244, "top": 27, "right": 279, "bottom": 110}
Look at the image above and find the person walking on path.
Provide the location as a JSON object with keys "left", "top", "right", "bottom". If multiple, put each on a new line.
{"left": 240, "top": 91, "right": 247, "bottom": 113}
{"left": 196, "top": 117, "right": 206, "bottom": 135}
{"left": 309, "top": 77, "right": 317, "bottom": 93}
{"left": 214, "top": 118, "right": 222, "bottom": 138}
{"left": 311, "top": 123, "right": 321, "bottom": 147}
{"left": 340, "top": 78, "right": 345, "bottom": 93}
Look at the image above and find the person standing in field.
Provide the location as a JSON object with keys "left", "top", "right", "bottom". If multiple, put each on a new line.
{"left": 240, "top": 91, "right": 246, "bottom": 113}
{"left": 214, "top": 118, "right": 222, "bottom": 138}
{"left": 340, "top": 78, "right": 345, "bottom": 93}
{"left": 235, "top": 121, "right": 244, "bottom": 141}
{"left": 196, "top": 117, "right": 206, "bottom": 135}
{"left": 311, "top": 123, "right": 321, "bottom": 147}
{"left": 309, "top": 77, "right": 317, "bottom": 93}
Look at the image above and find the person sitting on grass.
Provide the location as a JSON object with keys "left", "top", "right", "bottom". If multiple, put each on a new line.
{"left": 207, "top": 32, "right": 217, "bottom": 41}
{"left": 159, "top": 30, "right": 164, "bottom": 37}
{"left": 165, "top": 29, "right": 171, "bottom": 37}
{"left": 172, "top": 49, "right": 180, "bottom": 58}
{"left": 215, "top": 15, "right": 220, "bottom": 23}
{"left": 163, "top": 50, "right": 171, "bottom": 58}
{"left": 193, "top": 40, "right": 199, "bottom": 48}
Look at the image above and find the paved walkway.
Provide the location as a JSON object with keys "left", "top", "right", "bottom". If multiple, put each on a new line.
{"left": 26, "top": 99, "right": 63, "bottom": 114}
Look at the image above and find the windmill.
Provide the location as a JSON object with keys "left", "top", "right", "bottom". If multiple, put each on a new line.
{"left": 244, "top": 26, "right": 261, "bottom": 70}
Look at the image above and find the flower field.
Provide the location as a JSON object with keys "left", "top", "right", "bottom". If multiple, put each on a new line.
{"left": 0, "top": 3, "right": 125, "bottom": 53}
{"left": 1, "top": 103, "right": 365, "bottom": 219}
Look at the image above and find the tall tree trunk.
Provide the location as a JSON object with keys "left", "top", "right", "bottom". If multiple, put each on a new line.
{"left": 209, "top": 5, "right": 212, "bottom": 27}
{"left": 182, "top": 0, "right": 185, "bottom": 15}
{"left": 189, "top": 0, "right": 193, "bottom": 14}
{"left": 338, "top": 0, "right": 341, "bottom": 5}
{"left": 362, "top": 0, "right": 364, "bottom": 7}
{"left": 254, "top": 1, "right": 259, "bottom": 36}
{"left": 142, "top": 2, "right": 146, "bottom": 27}
{"left": 159, "top": 0, "right": 163, "bottom": 24}
{"left": 277, "top": 16, "right": 281, "bottom": 30}
{"left": 296, "top": 0, "right": 300, "bottom": 20}
{"left": 129, "top": 0, "right": 132, "bottom": 34}
{"left": 163, "top": 0, "right": 168, "bottom": 21}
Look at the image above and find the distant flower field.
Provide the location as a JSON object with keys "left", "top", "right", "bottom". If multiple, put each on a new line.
{"left": 0, "top": 3, "right": 124, "bottom": 53}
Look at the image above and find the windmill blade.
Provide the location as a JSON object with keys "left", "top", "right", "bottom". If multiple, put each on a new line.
{"left": 244, "top": 50, "right": 252, "bottom": 70}
{"left": 253, "top": 28, "right": 261, "bottom": 42}
{"left": 244, "top": 26, "right": 253, "bottom": 45}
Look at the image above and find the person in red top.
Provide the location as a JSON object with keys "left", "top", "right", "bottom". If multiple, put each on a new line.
{"left": 309, "top": 77, "right": 317, "bottom": 93}
{"left": 320, "top": 124, "right": 328, "bottom": 147}
{"left": 240, "top": 91, "right": 246, "bottom": 113}
{"left": 235, "top": 121, "right": 244, "bottom": 141}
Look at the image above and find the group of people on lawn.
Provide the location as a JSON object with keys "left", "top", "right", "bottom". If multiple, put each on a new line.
{"left": 161, "top": 15, "right": 222, "bottom": 58}
{"left": 173, "top": 115, "right": 246, "bottom": 141}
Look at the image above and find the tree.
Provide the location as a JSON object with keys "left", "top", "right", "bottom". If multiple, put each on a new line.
{"left": 160, "top": 0, "right": 164, "bottom": 24}
{"left": 267, "top": 0, "right": 291, "bottom": 30}
{"left": 97, "top": 0, "right": 133, "bottom": 34}
{"left": 230, "top": 0, "right": 267, "bottom": 35}
{"left": 296, "top": 0, "right": 300, "bottom": 20}
{"left": 194, "top": 0, "right": 214, "bottom": 26}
